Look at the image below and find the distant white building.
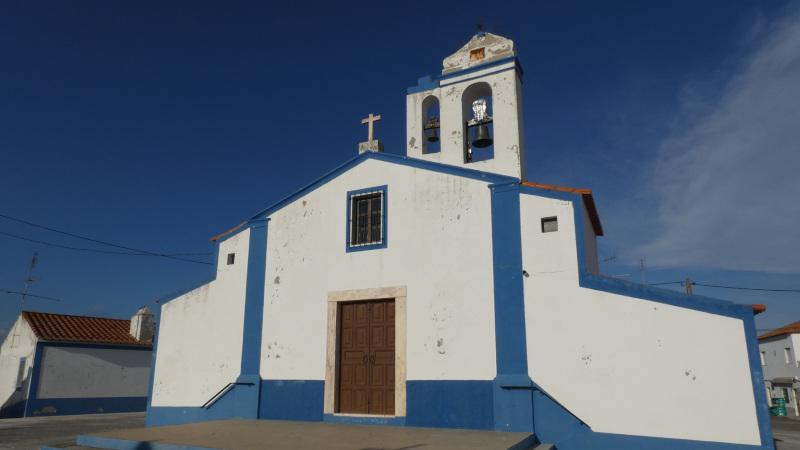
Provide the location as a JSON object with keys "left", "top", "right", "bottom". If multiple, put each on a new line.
{"left": 0, "top": 308, "right": 153, "bottom": 418}
{"left": 147, "top": 33, "right": 774, "bottom": 450}
{"left": 759, "top": 321, "right": 800, "bottom": 415}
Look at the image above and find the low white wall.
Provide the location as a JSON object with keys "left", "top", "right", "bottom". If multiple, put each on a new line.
{"left": 0, "top": 316, "right": 37, "bottom": 410}
{"left": 37, "top": 346, "right": 150, "bottom": 398}
{"left": 520, "top": 193, "right": 760, "bottom": 445}
{"left": 151, "top": 229, "right": 250, "bottom": 407}
{"left": 262, "top": 158, "right": 498, "bottom": 381}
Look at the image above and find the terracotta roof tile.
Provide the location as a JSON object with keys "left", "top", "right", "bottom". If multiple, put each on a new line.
{"left": 521, "top": 181, "right": 604, "bottom": 236}
{"left": 22, "top": 311, "right": 151, "bottom": 347}
{"left": 758, "top": 320, "right": 800, "bottom": 340}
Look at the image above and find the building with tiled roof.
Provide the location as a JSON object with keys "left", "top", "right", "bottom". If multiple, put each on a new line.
{"left": 0, "top": 307, "right": 153, "bottom": 418}
{"left": 759, "top": 319, "right": 800, "bottom": 416}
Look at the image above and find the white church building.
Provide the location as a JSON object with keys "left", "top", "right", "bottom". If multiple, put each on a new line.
{"left": 147, "top": 33, "right": 773, "bottom": 450}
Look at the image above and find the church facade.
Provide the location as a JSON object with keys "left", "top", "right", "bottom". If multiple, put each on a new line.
{"left": 147, "top": 34, "right": 773, "bottom": 450}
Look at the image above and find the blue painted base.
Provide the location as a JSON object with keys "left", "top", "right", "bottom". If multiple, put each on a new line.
{"left": 406, "top": 380, "right": 494, "bottom": 430}
{"left": 24, "top": 396, "right": 146, "bottom": 417}
{"left": 323, "top": 414, "right": 405, "bottom": 426}
{"left": 259, "top": 380, "right": 324, "bottom": 421}
{"left": 147, "top": 382, "right": 255, "bottom": 427}
{"left": 493, "top": 375, "right": 534, "bottom": 432}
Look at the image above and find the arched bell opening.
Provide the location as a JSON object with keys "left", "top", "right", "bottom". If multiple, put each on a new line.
{"left": 421, "top": 95, "right": 441, "bottom": 154}
{"left": 461, "top": 82, "right": 494, "bottom": 163}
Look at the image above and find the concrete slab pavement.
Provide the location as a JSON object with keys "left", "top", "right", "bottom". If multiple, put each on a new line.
{"left": 77, "top": 419, "right": 542, "bottom": 450}
{"left": 0, "top": 412, "right": 144, "bottom": 450}
{"left": 775, "top": 416, "right": 800, "bottom": 450}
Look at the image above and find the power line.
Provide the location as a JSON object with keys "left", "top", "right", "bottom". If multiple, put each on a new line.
{"left": 0, "top": 213, "right": 211, "bottom": 265}
{"left": 0, "top": 230, "right": 211, "bottom": 257}
{"left": 694, "top": 282, "right": 800, "bottom": 293}
{"left": 1, "top": 289, "right": 61, "bottom": 302}
{"left": 649, "top": 280, "right": 800, "bottom": 293}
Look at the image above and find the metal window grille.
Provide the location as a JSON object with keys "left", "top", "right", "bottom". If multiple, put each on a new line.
{"left": 350, "top": 191, "right": 383, "bottom": 247}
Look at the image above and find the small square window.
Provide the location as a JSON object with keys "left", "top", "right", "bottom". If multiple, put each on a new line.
{"left": 470, "top": 47, "right": 485, "bottom": 61}
{"left": 226, "top": 253, "right": 235, "bottom": 265}
{"left": 541, "top": 217, "right": 558, "bottom": 233}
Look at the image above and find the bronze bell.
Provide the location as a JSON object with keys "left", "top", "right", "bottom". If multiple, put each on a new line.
{"left": 426, "top": 127, "right": 439, "bottom": 143}
{"left": 472, "top": 124, "right": 492, "bottom": 148}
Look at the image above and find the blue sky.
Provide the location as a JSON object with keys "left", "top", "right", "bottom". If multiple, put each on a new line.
{"left": 1, "top": 0, "right": 798, "bottom": 337}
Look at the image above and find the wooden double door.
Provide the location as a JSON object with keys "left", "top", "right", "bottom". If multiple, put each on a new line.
{"left": 337, "top": 299, "right": 395, "bottom": 415}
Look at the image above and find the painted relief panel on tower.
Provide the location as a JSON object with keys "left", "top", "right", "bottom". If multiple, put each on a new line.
{"left": 442, "top": 33, "right": 516, "bottom": 75}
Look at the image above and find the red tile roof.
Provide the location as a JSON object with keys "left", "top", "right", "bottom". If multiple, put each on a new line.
{"left": 758, "top": 320, "right": 800, "bottom": 341}
{"left": 22, "top": 311, "right": 152, "bottom": 347}
{"left": 521, "top": 181, "right": 604, "bottom": 236}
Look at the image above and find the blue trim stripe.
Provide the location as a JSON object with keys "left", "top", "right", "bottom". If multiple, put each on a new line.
{"left": 240, "top": 219, "right": 267, "bottom": 376}
{"left": 489, "top": 182, "right": 529, "bottom": 375}
{"left": 145, "top": 306, "right": 161, "bottom": 423}
{"left": 488, "top": 182, "right": 534, "bottom": 433}
{"left": 323, "top": 414, "right": 406, "bottom": 426}
{"left": 407, "top": 75, "right": 439, "bottom": 94}
{"left": 345, "top": 185, "right": 388, "bottom": 253}
{"left": 235, "top": 219, "right": 268, "bottom": 418}
{"left": 25, "top": 396, "right": 146, "bottom": 416}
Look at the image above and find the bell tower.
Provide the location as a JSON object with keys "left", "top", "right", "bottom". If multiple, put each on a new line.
{"left": 406, "top": 32, "right": 525, "bottom": 179}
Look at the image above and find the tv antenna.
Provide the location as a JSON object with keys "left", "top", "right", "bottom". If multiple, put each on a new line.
{"left": 20, "top": 252, "right": 38, "bottom": 308}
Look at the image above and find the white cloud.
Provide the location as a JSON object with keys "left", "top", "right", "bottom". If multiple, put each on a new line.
{"left": 632, "top": 7, "right": 800, "bottom": 273}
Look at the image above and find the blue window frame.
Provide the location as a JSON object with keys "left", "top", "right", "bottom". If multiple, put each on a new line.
{"left": 346, "top": 185, "right": 388, "bottom": 252}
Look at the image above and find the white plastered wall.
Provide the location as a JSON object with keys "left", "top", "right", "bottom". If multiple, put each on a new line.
{"left": 760, "top": 334, "right": 800, "bottom": 382}
{"left": 0, "top": 316, "right": 37, "bottom": 410}
{"left": 262, "top": 158, "right": 497, "bottom": 383}
{"left": 520, "top": 193, "right": 761, "bottom": 445}
{"left": 406, "top": 64, "right": 524, "bottom": 180}
{"left": 151, "top": 229, "right": 250, "bottom": 407}
{"left": 37, "top": 346, "right": 150, "bottom": 398}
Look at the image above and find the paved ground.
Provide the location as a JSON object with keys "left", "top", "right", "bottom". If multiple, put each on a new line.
{"left": 0, "top": 412, "right": 144, "bottom": 450}
{"left": 774, "top": 416, "right": 800, "bottom": 450}
{"left": 79, "top": 419, "right": 539, "bottom": 450}
{"left": 4, "top": 413, "right": 799, "bottom": 449}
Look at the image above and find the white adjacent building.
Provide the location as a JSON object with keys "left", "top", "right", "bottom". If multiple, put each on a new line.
{"left": 0, "top": 308, "right": 153, "bottom": 418}
{"left": 147, "top": 33, "right": 774, "bottom": 450}
{"left": 759, "top": 320, "right": 800, "bottom": 415}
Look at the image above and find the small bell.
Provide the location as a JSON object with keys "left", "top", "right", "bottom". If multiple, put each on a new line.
{"left": 472, "top": 124, "right": 492, "bottom": 148}
{"left": 426, "top": 127, "right": 439, "bottom": 143}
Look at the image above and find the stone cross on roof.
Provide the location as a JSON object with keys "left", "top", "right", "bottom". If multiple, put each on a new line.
{"left": 358, "top": 113, "right": 384, "bottom": 154}
{"left": 361, "top": 113, "right": 381, "bottom": 142}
